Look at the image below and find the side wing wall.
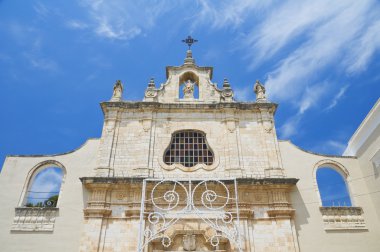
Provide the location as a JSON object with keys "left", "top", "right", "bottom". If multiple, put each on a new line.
{"left": 0, "top": 139, "right": 99, "bottom": 252}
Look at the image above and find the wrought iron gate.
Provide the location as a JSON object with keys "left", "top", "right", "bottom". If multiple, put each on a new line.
{"left": 138, "top": 178, "right": 242, "bottom": 251}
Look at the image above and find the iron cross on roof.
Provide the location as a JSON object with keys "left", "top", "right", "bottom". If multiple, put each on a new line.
{"left": 182, "top": 35, "right": 198, "bottom": 50}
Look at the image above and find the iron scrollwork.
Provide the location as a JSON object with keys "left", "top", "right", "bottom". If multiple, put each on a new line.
{"left": 138, "top": 178, "right": 242, "bottom": 251}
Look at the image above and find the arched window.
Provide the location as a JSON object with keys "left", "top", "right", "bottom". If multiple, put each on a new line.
{"left": 23, "top": 162, "right": 65, "bottom": 208}
{"left": 164, "top": 130, "right": 214, "bottom": 168}
{"left": 316, "top": 167, "right": 352, "bottom": 207}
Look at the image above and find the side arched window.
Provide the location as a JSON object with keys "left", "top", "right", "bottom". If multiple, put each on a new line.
{"left": 23, "top": 162, "right": 65, "bottom": 208}
{"left": 316, "top": 167, "right": 352, "bottom": 207}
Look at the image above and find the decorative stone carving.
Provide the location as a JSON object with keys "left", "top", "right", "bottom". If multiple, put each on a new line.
{"left": 183, "top": 80, "right": 195, "bottom": 99}
{"left": 11, "top": 207, "right": 59, "bottom": 232}
{"left": 141, "top": 118, "right": 152, "bottom": 132}
{"left": 115, "top": 191, "right": 125, "bottom": 200}
{"left": 221, "top": 78, "right": 234, "bottom": 102}
{"left": 254, "top": 80, "right": 267, "bottom": 102}
{"left": 110, "top": 80, "right": 123, "bottom": 102}
{"left": 259, "top": 108, "right": 274, "bottom": 133}
{"left": 320, "top": 207, "right": 366, "bottom": 230}
{"left": 263, "top": 120, "right": 273, "bottom": 133}
{"left": 226, "top": 120, "right": 236, "bottom": 133}
{"left": 144, "top": 78, "right": 158, "bottom": 101}
{"left": 145, "top": 89, "right": 157, "bottom": 98}
{"left": 183, "top": 234, "right": 196, "bottom": 251}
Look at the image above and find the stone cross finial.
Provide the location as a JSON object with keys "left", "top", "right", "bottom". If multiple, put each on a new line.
{"left": 182, "top": 35, "right": 198, "bottom": 50}
{"left": 254, "top": 80, "right": 266, "bottom": 102}
{"left": 111, "top": 80, "right": 123, "bottom": 102}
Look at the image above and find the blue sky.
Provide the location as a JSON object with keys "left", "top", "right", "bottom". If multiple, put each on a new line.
{"left": 316, "top": 168, "right": 351, "bottom": 206}
{"left": 1, "top": 0, "right": 380, "bottom": 171}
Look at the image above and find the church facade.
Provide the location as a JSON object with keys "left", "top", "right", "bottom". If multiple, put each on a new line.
{"left": 0, "top": 48, "right": 379, "bottom": 252}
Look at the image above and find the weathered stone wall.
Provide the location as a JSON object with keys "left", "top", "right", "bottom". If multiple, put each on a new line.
{"left": 95, "top": 102, "right": 283, "bottom": 179}
{"left": 79, "top": 178, "right": 298, "bottom": 252}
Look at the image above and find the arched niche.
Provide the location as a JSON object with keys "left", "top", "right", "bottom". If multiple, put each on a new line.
{"left": 20, "top": 160, "right": 66, "bottom": 208}
{"left": 179, "top": 71, "right": 200, "bottom": 99}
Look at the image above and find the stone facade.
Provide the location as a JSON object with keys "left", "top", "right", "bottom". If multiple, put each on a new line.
{"left": 0, "top": 49, "right": 379, "bottom": 252}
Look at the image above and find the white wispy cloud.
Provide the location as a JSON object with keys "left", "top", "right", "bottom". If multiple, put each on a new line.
{"left": 325, "top": 85, "right": 349, "bottom": 111}
{"left": 298, "top": 83, "right": 328, "bottom": 114}
{"left": 195, "top": 0, "right": 380, "bottom": 102}
{"left": 30, "top": 168, "right": 63, "bottom": 193}
{"left": 25, "top": 53, "right": 59, "bottom": 71}
{"left": 79, "top": 0, "right": 176, "bottom": 40}
{"left": 233, "top": 85, "right": 253, "bottom": 101}
{"left": 279, "top": 115, "right": 301, "bottom": 139}
{"left": 8, "top": 22, "right": 60, "bottom": 72}
{"left": 195, "top": 0, "right": 272, "bottom": 29}
{"left": 28, "top": 168, "right": 64, "bottom": 203}
{"left": 33, "top": 2, "right": 50, "bottom": 19}
{"left": 325, "top": 140, "right": 347, "bottom": 155}
{"left": 194, "top": 0, "right": 380, "bottom": 136}
{"left": 66, "top": 20, "right": 88, "bottom": 30}
{"left": 310, "top": 140, "right": 347, "bottom": 155}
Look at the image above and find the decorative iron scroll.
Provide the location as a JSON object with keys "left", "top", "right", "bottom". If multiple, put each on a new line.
{"left": 138, "top": 178, "right": 242, "bottom": 251}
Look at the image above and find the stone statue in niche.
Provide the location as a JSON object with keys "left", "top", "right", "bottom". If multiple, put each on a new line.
{"left": 111, "top": 80, "right": 123, "bottom": 101}
{"left": 183, "top": 79, "right": 195, "bottom": 99}
{"left": 254, "top": 80, "right": 266, "bottom": 102}
{"left": 183, "top": 234, "right": 196, "bottom": 251}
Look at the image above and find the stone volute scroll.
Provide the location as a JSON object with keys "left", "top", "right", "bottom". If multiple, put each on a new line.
{"left": 110, "top": 80, "right": 123, "bottom": 102}
{"left": 254, "top": 80, "right": 267, "bottom": 102}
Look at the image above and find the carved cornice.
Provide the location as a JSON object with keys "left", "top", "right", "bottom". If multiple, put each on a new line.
{"left": 100, "top": 101, "right": 277, "bottom": 114}
{"left": 80, "top": 177, "right": 298, "bottom": 186}
{"left": 267, "top": 209, "right": 295, "bottom": 218}
{"left": 84, "top": 208, "right": 112, "bottom": 218}
{"left": 236, "top": 177, "right": 298, "bottom": 185}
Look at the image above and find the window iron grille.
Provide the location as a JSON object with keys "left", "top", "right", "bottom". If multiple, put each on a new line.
{"left": 164, "top": 130, "right": 214, "bottom": 167}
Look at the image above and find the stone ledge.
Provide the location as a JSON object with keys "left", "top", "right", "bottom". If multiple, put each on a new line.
{"left": 80, "top": 176, "right": 298, "bottom": 185}
{"left": 11, "top": 207, "right": 59, "bottom": 232}
{"left": 267, "top": 209, "right": 295, "bottom": 218}
{"left": 320, "top": 206, "right": 367, "bottom": 230}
